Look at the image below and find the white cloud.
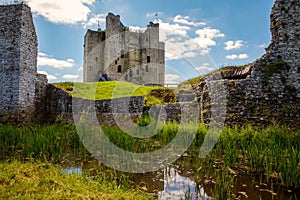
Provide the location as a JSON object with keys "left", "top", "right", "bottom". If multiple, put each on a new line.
{"left": 76, "top": 66, "right": 84, "bottom": 82}
{"left": 226, "top": 54, "right": 249, "bottom": 60}
{"left": 157, "top": 20, "right": 191, "bottom": 38}
{"left": 62, "top": 74, "right": 80, "bottom": 79}
{"left": 224, "top": 40, "right": 244, "bottom": 50}
{"left": 146, "top": 12, "right": 163, "bottom": 18}
{"left": 258, "top": 43, "right": 267, "bottom": 48}
{"left": 195, "top": 63, "right": 214, "bottom": 72}
{"left": 173, "top": 15, "right": 206, "bottom": 27}
{"left": 226, "top": 55, "right": 238, "bottom": 60}
{"left": 194, "top": 27, "right": 225, "bottom": 49}
{"left": 66, "top": 58, "right": 75, "bottom": 63}
{"left": 82, "top": 14, "right": 106, "bottom": 28}
{"left": 238, "top": 53, "right": 249, "bottom": 59}
{"left": 165, "top": 74, "right": 181, "bottom": 84}
{"left": 160, "top": 27, "right": 224, "bottom": 60}
{"left": 28, "top": 0, "right": 95, "bottom": 24}
{"left": 37, "top": 70, "right": 58, "bottom": 80}
{"left": 38, "top": 52, "right": 75, "bottom": 69}
{"left": 157, "top": 18, "right": 224, "bottom": 60}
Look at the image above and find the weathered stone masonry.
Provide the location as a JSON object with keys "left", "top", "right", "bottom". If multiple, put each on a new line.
{"left": 83, "top": 13, "right": 165, "bottom": 85}
{"left": 195, "top": 0, "right": 300, "bottom": 128}
{"left": 0, "top": 3, "right": 47, "bottom": 124}
{"left": 45, "top": 84, "right": 144, "bottom": 126}
{"left": 0, "top": 1, "right": 299, "bottom": 128}
{"left": 0, "top": 3, "right": 146, "bottom": 125}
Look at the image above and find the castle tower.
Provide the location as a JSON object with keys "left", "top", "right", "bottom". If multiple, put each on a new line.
{"left": 83, "top": 13, "right": 165, "bottom": 85}
{"left": 83, "top": 29, "right": 106, "bottom": 82}
{"left": 0, "top": 3, "right": 39, "bottom": 123}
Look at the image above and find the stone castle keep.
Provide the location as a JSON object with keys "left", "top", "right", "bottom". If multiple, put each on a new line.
{"left": 83, "top": 13, "right": 165, "bottom": 85}
{"left": 0, "top": 0, "right": 299, "bottom": 128}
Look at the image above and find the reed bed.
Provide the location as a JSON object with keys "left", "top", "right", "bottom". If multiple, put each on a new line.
{"left": 0, "top": 121, "right": 299, "bottom": 198}
{"left": 0, "top": 123, "right": 88, "bottom": 162}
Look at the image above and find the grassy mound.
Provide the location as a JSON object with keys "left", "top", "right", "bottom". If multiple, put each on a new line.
{"left": 0, "top": 161, "right": 152, "bottom": 200}
{"left": 180, "top": 64, "right": 251, "bottom": 89}
{"left": 53, "top": 81, "right": 176, "bottom": 106}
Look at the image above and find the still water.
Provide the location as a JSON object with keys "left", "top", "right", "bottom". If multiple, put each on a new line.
{"left": 62, "top": 156, "right": 299, "bottom": 200}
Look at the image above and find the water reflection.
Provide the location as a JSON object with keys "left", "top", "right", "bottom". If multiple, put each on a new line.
{"left": 61, "top": 157, "right": 300, "bottom": 200}
{"left": 158, "top": 167, "right": 211, "bottom": 200}
{"left": 61, "top": 167, "right": 82, "bottom": 175}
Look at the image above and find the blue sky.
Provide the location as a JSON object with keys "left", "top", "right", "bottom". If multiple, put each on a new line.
{"left": 4, "top": 0, "right": 274, "bottom": 83}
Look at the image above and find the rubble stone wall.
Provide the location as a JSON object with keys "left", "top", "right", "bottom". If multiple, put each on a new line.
{"left": 0, "top": 3, "right": 38, "bottom": 124}
{"left": 196, "top": 0, "right": 300, "bottom": 128}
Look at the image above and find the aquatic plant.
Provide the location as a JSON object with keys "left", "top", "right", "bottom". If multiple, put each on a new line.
{"left": 0, "top": 122, "right": 299, "bottom": 190}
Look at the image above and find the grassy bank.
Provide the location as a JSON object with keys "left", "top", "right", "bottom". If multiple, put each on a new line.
{"left": 0, "top": 122, "right": 299, "bottom": 198}
{"left": 53, "top": 81, "right": 175, "bottom": 106}
{"left": 0, "top": 161, "right": 152, "bottom": 200}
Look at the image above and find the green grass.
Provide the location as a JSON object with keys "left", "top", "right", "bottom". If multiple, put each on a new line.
{"left": 0, "top": 123, "right": 89, "bottom": 162}
{"left": 180, "top": 75, "right": 204, "bottom": 89}
{"left": 205, "top": 125, "right": 300, "bottom": 188}
{"left": 180, "top": 64, "right": 252, "bottom": 89}
{"left": 52, "top": 81, "right": 176, "bottom": 106}
{"left": 0, "top": 161, "right": 152, "bottom": 200}
{"left": 0, "top": 122, "right": 299, "bottom": 196}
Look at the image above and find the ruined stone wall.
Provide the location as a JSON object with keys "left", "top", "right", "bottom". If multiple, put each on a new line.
{"left": 45, "top": 85, "right": 144, "bottom": 127}
{"left": 83, "top": 13, "right": 165, "bottom": 85}
{"left": 34, "top": 74, "right": 49, "bottom": 124}
{"left": 196, "top": 0, "right": 300, "bottom": 128}
{"left": 0, "top": 4, "right": 22, "bottom": 121}
{"left": 18, "top": 3, "right": 38, "bottom": 123}
{"left": 0, "top": 3, "right": 38, "bottom": 124}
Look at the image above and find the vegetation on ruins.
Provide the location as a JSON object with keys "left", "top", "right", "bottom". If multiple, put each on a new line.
{"left": 180, "top": 64, "right": 251, "bottom": 89}
{"left": 53, "top": 81, "right": 176, "bottom": 106}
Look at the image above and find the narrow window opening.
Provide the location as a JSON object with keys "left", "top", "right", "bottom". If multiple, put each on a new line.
{"left": 137, "top": 69, "right": 139, "bottom": 75}
{"left": 118, "top": 65, "right": 122, "bottom": 73}
{"left": 121, "top": 50, "right": 124, "bottom": 58}
{"left": 115, "top": 60, "right": 118, "bottom": 65}
{"left": 147, "top": 56, "right": 150, "bottom": 63}
{"left": 129, "top": 69, "right": 133, "bottom": 77}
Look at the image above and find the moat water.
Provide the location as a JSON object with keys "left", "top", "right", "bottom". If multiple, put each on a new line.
{"left": 63, "top": 156, "right": 300, "bottom": 200}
